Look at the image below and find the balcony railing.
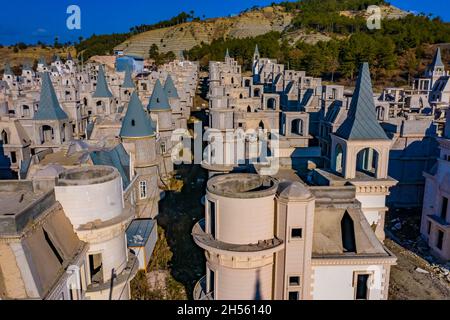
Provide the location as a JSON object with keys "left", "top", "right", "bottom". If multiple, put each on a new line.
{"left": 193, "top": 275, "right": 214, "bottom": 300}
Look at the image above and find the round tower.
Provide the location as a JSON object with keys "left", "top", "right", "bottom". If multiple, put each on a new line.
{"left": 147, "top": 79, "right": 175, "bottom": 180}
{"left": 54, "top": 166, "right": 137, "bottom": 300}
{"left": 192, "top": 174, "right": 283, "bottom": 300}
{"left": 120, "top": 91, "right": 160, "bottom": 218}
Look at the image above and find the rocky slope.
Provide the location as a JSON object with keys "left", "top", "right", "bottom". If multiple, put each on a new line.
{"left": 115, "top": 4, "right": 409, "bottom": 58}
{"left": 115, "top": 6, "right": 294, "bottom": 57}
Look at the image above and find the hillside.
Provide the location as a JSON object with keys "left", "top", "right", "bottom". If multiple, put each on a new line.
{"left": 115, "top": 6, "right": 294, "bottom": 57}
{"left": 0, "top": 46, "right": 75, "bottom": 72}
{"left": 114, "top": 3, "right": 408, "bottom": 58}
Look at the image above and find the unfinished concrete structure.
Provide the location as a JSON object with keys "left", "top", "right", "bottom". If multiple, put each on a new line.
{"left": 0, "top": 181, "right": 88, "bottom": 300}
{"left": 54, "top": 166, "right": 138, "bottom": 300}
{"left": 192, "top": 173, "right": 396, "bottom": 300}
{"left": 420, "top": 110, "right": 450, "bottom": 261}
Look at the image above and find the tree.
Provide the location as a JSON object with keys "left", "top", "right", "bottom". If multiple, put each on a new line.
{"left": 149, "top": 44, "right": 160, "bottom": 60}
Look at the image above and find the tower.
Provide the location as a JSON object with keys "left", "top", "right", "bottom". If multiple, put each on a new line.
{"left": 120, "top": 91, "right": 159, "bottom": 218}
{"left": 37, "top": 56, "right": 49, "bottom": 73}
{"left": 21, "top": 61, "right": 35, "bottom": 79}
{"left": 426, "top": 47, "right": 446, "bottom": 87}
{"left": 331, "top": 63, "right": 391, "bottom": 180}
{"left": 92, "top": 65, "right": 116, "bottom": 115}
{"left": 164, "top": 75, "right": 186, "bottom": 128}
{"left": 147, "top": 79, "right": 175, "bottom": 180}
{"left": 330, "top": 63, "right": 397, "bottom": 240}
{"left": 120, "top": 66, "right": 135, "bottom": 104}
{"left": 2, "top": 63, "right": 14, "bottom": 83}
{"left": 33, "top": 72, "right": 72, "bottom": 150}
{"left": 224, "top": 48, "right": 232, "bottom": 64}
{"left": 253, "top": 44, "right": 260, "bottom": 84}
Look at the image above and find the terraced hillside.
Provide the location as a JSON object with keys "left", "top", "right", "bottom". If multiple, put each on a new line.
{"left": 115, "top": 6, "right": 294, "bottom": 57}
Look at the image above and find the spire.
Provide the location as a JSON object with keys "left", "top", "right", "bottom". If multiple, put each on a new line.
{"left": 22, "top": 61, "right": 32, "bottom": 71}
{"left": 120, "top": 92, "right": 156, "bottom": 138}
{"left": 34, "top": 73, "right": 68, "bottom": 121}
{"left": 254, "top": 44, "right": 260, "bottom": 57}
{"left": 122, "top": 66, "right": 135, "bottom": 89}
{"left": 430, "top": 47, "right": 444, "bottom": 69}
{"left": 147, "top": 79, "right": 171, "bottom": 111}
{"left": 225, "top": 48, "right": 230, "bottom": 59}
{"left": 93, "top": 65, "right": 113, "bottom": 98}
{"left": 3, "top": 63, "right": 13, "bottom": 76}
{"left": 67, "top": 52, "right": 73, "bottom": 61}
{"left": 38, "top": 56, "right": 47, "bottom": 66}
{"left": 336, "top": 63, "right": 388, "bottom": 140}
{"left": 164, "top": 75, "right": 179, "bottom": 99}
{"left": 53, "top": 55, "right": 61, "bottom": 62}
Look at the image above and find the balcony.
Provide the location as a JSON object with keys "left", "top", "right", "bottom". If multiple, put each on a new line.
{"left": 193, "top": 275, "right": 214, "bottom": 300}
{"left": 86, "top": 252, "right": 139, "bottom": 295}
{"left": 192, "top": 219, "right": 283, "bottom": 256}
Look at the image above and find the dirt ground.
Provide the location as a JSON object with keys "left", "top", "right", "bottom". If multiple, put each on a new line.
{"left": 386, "top": 208, "right": 450, "bottom": 300}
{"left": 386, "top": 239, "right": 450, "bottom": 300}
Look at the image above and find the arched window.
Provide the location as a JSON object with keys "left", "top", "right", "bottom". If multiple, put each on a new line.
{"left": 356, "top": 148, "right": 379, "bottom": 177}
{"left": 341, "top": 211, "right": 356, "bottom": 253}
{"left": 41, "top": 125, "right": 54, "bottom": 144}
{"left": 267, "top": 98, "right": 276, "bottom": 110}
{"left": 291, "top": 119, "right": 303, "bottom": 135}
{"left": 1, "top": 130, "right": 8, "bottom": 145}
{"left": 244, "top": 79, "right": 251, "bottom": 87}
{"left": 239, "top": 93, "right": 243, "bottom": 99}
{"left": 247, "top": 106, "right": 252, "bottom": 113}
{"left": 335, "top": 144, "right": 344, "bottom": 174}
{"left": 61, "top": 123, "right": 66, "bottom": 142}
{"left": 254, "top": 88, "right": 261, "bottom": 97}
{"left": 258, "top": 121, "right": 265, "bottom": 130}
{"left": 22, "top": 105, "right": 30, "bottom": 118}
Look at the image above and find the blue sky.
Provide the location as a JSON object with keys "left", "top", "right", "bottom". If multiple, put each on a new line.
{"left": 0, "top": 0, "right": 449, "bottom": 45}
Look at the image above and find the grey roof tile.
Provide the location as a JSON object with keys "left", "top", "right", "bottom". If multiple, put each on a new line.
{"left": 93, "top": 65, "right": 113, "bottom": 98}
{"left": 34, "top": 73, "right": 69, "bottom": 121}
{"left": 147, "top": 79, "right": 171, "bottom": 111}
{"left": 163, "top": 75, "right": 179, "bottom": 99}
{"left": 120, "top": 91, "right": 156, "bottom": 138}
{"left": 336, "top": 63, "right": 388, "bottom": 140}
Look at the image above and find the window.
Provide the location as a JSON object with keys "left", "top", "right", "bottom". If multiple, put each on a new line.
{"left": 427, "top": 221, "right": 432, "bottom": 235}
{"left": 88, "top": 253, "right": 103, "bottom": 284}
{"left": 341, "top": 211, "right": 356, "bottom": 253}
{"left": 10, "top": 151, "right": 17, "bottom": 164}
{"left": 1, "top": 130, "right": 8, "bottom": 145}
{"left": 441, "top": 197, "right": 448, "bottom": 221}
{"left": 160, "top": 142, "right": 166, "bottom": 154}
{"left": 208, "top": 268, "right": 215, "bottom": 297}
{"left": 139, "top": 181, "right": 148, "bottom": 199}
{"left": 289, "top": 276, "right": 300, "bottom": 286}
{"left": 437, "top": 230, "right": 444, "bottom": 250}
{"left": 291, "top": 228, "right": 303, "bottom": 240}
{"left": 43, "top": 229, "right": 63, "bottom": 264}
{"left": 355, "top": 274, "right": 370, "bottom": 300}
{"left": 288, "top": 291, "right": 300, "bottom": 300}
{"left": 208, "top": 200, "right": 216, "bottom": 238}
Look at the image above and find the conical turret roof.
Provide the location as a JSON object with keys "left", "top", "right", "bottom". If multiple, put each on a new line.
{"left": 34, "top": 73, "right": 69, "bottom": 121}
{"left": 120, "top": 92, "right": 156, "bottom": 138}
{"left": 147, "top": 79, "right": 171, "bottom": 111}
{"left": 336, "top": 63, "right": 388, "bottom": 140}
